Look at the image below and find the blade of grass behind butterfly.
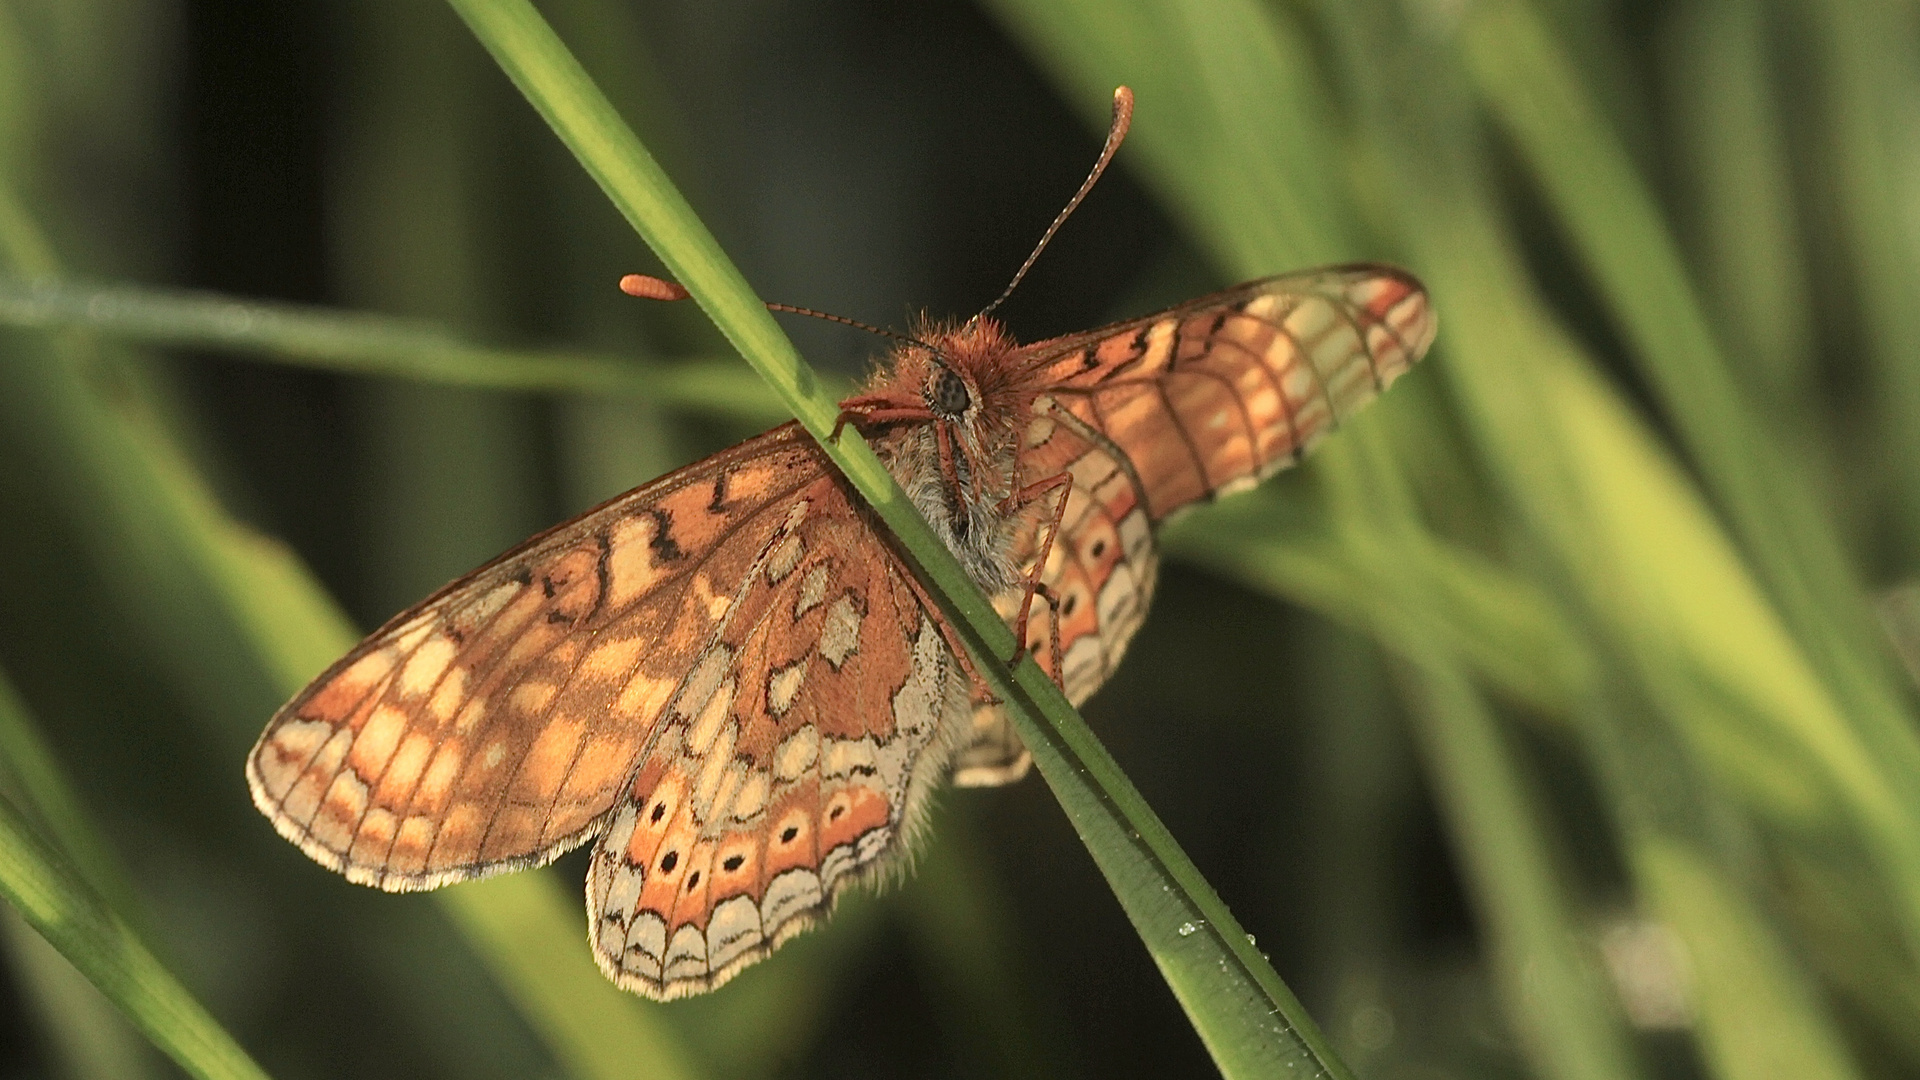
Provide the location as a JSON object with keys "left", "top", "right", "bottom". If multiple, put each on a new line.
{"left": 1658, "top": 0, "right": 1817, "bottom": 416}
{"left": 1162, "top": 490, "right": 1591, "bottom": 721}
{"left": 1792, "top": 0, "right": 1920, "bottom": 556}
{"left": 0, "top": 688, "right": 269, "bottom": 1080}
{"left": 0, "top": 671, "right": 144, "bottom": 921}
{"left": 443, "top": 2, "right": 1344, "bottom": 1076}
{"left": 0, "top": 667, "right": 161, "bottom": 1080}
{"left": 1167, "top": 458, "right": 1643, "bottom": 1080}
{"left": 1461, "top": 0, "right": 1920, "bottom": 955}
{"left": 0, "top": 277, "right": 790, "bottom": 422}
{"left": 1349, "top": 27, "right": 1868, "bottom": 1076}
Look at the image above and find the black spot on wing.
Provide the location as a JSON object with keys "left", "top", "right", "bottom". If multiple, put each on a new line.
{"left": 646, "top": 508, "right": 684, "bottom": 565}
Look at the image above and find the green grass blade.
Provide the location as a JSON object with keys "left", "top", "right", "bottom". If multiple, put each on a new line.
{"left": 1381, "top": 106, "right": 1871, "bottom": 1080}
{"left": 443, "top": 1, "right": 1343, "bottom": 1075}
{"left": 1393, "top": 658, "right": 1642, "bottom": 1080}
{"left": 0, "top": 672, "right": 143, "bottom": 920}
{"left": 1794, "top": 0, "right": 1920, "bottom": 549}
{"left": 1461, "top": 0, "right": 1920, "bottom": 946}
{"left": 0, "top": 710, "right": 269, "bottom": 1080}
{"left": 1659, "top": 0, "right": 1815, "bottom": 411}
{"left": 1164, "top": 501, "right": 1592, "bottom": 719}
{"left": 1636, "top": 836, "right": 1859, "bottom": 1080}
{"left": 0, "top": 276, "right": 791, "bottom": 423}
{"left": 2, "top": 910, "right": 158, "bottom": 1080}
{"left": 0, "top": 671, "right": 158, "bottom": 1080}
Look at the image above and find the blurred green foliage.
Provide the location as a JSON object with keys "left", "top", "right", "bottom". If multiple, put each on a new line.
{"left": 3, "top": 0, "right": 1920, "bottom": 1078}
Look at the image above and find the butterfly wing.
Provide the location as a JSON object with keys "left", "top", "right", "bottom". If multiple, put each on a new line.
{"left": 951, "top": 413, "right": 1158, "bottom": 786}
{"left": 1021, "top": 264, "right": 1435, "bottom": 514}
{"left": 955, "top": 266, "right": 1435, "bottom": 784}
{"left": 248, "top": 423, "right": 973, "bottom": 999}
{"left": 583, "top": 464, "right": 972, "bottom": 999}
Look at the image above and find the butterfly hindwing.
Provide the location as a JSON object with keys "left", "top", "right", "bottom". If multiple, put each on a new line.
{"left": 953, "top": 403, "right": 1159, "bottom": 787}
{"left": 586, "top": 468, "right": 971, "bottom": 998}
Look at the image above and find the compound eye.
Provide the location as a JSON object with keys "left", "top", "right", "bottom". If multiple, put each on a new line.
{"left": 930, "top": 367, "right": 971, "bottom": 417}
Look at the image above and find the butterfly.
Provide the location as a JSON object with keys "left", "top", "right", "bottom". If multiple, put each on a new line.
{"left": 246, "top": 87, "right": 1436, "bottom": 1000}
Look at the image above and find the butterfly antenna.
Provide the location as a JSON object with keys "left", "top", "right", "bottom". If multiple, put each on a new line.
{"left": 972, "top": 85, "right": 1134, "bottom": 325}
{"left": 618, "top": 274, "right": 947, "bottom": 357}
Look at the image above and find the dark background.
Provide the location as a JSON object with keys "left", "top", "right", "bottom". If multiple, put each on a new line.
{"left": 8, "top": 1, "right": 1914, "bottom": 1078}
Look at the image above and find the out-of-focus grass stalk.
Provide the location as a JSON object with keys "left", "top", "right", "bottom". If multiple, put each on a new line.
{"left": 0, "top": 692, "right": 268, "bottom": 1080}
{"left": 2, "top": 912, "right": 157, "bottom": 1080}
{"left": 1660, "top": 0, "right": 1816, "bottom": 414}
{"left": 1385, "top": 82, "right": 1866, "bottom": 1080}
{"left": 0, "top": 672, "right": 142, "bottom": 921}
{"left": 1463, "top": 0, "right": 1920, "bottom": 958}
{"left": 898, "top": 818, "right": 1057, "bottom": 1080}
{"left": 444, "top": 2, "right": 1349, "bottom": 1076}
{"left": 1330, "top": 417, "right": 1647, "bottom": 1080}
{"left": 1329, "top": 415, "right": 1645, "bottom": 1080}
{"left": 0, "top": 669, "right": 157, "bottom": 1080}
{"left": 1796, "top": 0, "right": 1920, "bottom": 555}
{"left": 1394, "top": 658, "right": 1641, "bottom": 1080}
{"left": 1165, "top": 500, "right": 1591, "bottom": 719}
{"left": 0, "top": 277, "right": 791, "bottom": 423}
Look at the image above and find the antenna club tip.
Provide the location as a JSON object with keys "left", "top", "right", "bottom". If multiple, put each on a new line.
{"left": 619, "top": 273, "right": 691, "bottom": 301}
{"left": 1113, "top": 85, "right": 1133, "bottom": 106}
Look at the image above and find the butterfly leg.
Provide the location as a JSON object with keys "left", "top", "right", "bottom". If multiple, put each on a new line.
{"left": 832, "top": 392, "right": 932, "bottom": 440}
{"left": 999, "top": 471, "right": 1072, "bottom": 675}
{"left": 1025, "top": 581, "right": 1065, "bottom": 688}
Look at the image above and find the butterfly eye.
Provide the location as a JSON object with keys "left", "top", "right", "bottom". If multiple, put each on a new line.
{"left": 929, "top": 367, "right": 970, "bottom": 418}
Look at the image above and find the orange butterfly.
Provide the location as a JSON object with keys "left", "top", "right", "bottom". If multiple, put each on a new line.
{"left": 246, "top": 88, "right": 1435, "bottom": 999}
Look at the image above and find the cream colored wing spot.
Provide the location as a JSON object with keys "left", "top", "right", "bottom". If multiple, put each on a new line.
{"left": 685, "top": 677, "right": 736, "bottom": 755}
{"left": 398, "top": 636, "right": 458, "bottom": 698}
{"left": 669, "top": 645, "right": 734, "bottom": 721}
{"left": 730, "top": 772, "right": 770, "bottom": 821}
{"left": 705, "top": 895, "right": 766, "bottom": 971}
{"left": 818, "top": 594, "right": 863, "bottom": 668}
{"left": 621, "top": 911, "right": 668, "bottom": 980}
{"left": 766, "top": 659, "right": 808, "bottom": 715}
{"left": 604, "top": 512, "right": 668, "bottom": 608}
{"left": 773, "top": 726, "right": 820, "bottom": 781}
{"left": 252, "top": 717, "right": 335, "bottom": 802}
{"left": 793, "top": 565, "right": 830, "bottom": 619}
{"left": 689, "top": 722, "right": 738, "bottom": 821}
{"left": 760, "top": 867, "right": 823, "bottom": 931}
{"left": 662, "top": 924, "right": 708, "bottom": 984}
{"left": 766, "top": 532, "right": 805, "bottom": 583}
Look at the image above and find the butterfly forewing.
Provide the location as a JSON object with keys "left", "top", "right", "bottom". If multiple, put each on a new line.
{"left": 1022, "top": 264, "right": 1435, "bottom": 519}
